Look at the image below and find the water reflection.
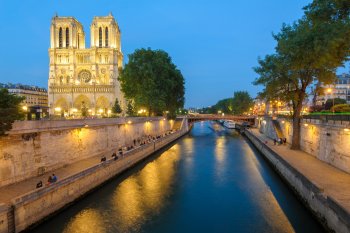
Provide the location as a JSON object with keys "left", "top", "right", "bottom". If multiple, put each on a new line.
{"left": 214, "top": 136, "right": 227, "bottom": 183}
{"left": 110, "top": 145, "right": 181, "bottom": 232}
{"left": 63, "top": 209, "right": 105, "bottom": 233}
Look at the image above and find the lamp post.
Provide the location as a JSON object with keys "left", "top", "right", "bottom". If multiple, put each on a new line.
{"left": 22, "top": 106, "right": 28, "bottom": 120}
{"left": 327, "top": 88, "right": 334, "bottom": 114}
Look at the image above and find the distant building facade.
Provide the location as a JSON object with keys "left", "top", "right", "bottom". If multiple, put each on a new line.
{"left": 1, "top": 83, "right": 49, "bottom": 119}
{"left": 317, "top": 73, "right": 350, "bottom": 105}
{"left": 1, "top": 83, "right": 48, "bottom": 107}
{"left": 48, "top": 13, "right": 124, "bottom": 116}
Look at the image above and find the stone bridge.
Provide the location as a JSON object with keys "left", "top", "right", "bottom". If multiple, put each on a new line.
{"left": 185, "top": 114, "right": 256, "bottom": 125}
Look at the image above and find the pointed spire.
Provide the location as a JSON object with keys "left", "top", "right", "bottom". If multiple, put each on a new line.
{"left": 109, "top": 12, "right": 113, "bottom": 17}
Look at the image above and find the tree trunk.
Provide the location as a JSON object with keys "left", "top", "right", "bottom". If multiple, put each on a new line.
{"left": 291, "top": 96, "right": 304, "bottom": 150}
{"left": 291, "top": 115, "right": 301, "bottom": 150}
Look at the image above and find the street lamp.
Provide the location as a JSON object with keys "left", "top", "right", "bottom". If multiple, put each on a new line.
{"left": 327, "top": 88, "right": 335, "bottom": 114}
{"left": 22, "top": 106, "right": 28, "bottom": 120}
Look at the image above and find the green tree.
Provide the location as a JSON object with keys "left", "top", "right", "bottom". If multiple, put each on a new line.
{"left": 254, "top": 0, "right": 350, "bottom": 149}
{"left": 118, "top": 48, "right": 185, "bottom": 116}
{"left": 81, "top": 101, "right": 88, "bottom": 117}
{"left": 126, "top": 101, "right": 135, "bottom": 116}
{"left": 231, "top": 91, "right": 253, "bottom": 115}
{"left": 213, "top": 98, "right": 234, "bottom": 114}
{"left": 112, "top": 98, "right": 122, "bottom": 115}
{"left": 0, "top": 88, "right": 24, "bottom": 136}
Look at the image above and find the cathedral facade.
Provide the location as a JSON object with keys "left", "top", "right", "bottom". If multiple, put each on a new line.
{"left": 48, "top": 14, "right": 124, "bottom": 116}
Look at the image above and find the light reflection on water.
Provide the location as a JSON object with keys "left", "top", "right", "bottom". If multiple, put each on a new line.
{"left": 33, "top": 121, "right": 325, "bottom": 233}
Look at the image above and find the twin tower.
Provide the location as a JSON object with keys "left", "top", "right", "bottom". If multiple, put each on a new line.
{"left": 48, "top": 13, "right": 125, "bottom": 116}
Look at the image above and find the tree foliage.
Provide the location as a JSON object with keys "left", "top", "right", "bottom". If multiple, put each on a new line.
{"left": 119, "top": 48, "right": 185, "bottom": 116}
{"left": 253, "top": 0, "right": 350, "bottom": 149}
{"left": 112, "top": 98, "right": 122, "bottom": 114}
{"left": 0, "top": 88, "right": 24, "bottom": 136}
{"left": 126, "top": 101, "right": 135, "bottom": 116}
{"left": 232, "top": 91, "right": 254, "bottom": 115}
{"left": 325, "top": 98, "right": 346, "bottom": 110}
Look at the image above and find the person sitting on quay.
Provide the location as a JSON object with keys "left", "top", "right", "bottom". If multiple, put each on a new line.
{"left": 36, "top": 180, "right": 43, "bottom": 189}
{"left": 47, "top": 175, "right": 53, "bottom": 185}
{"left": 52, "top": 174, "right": 58, "bottom": 183}
{"left": 283, "top": 138, "right": 287, "bottom": 145}
{"left": 112, "top": 152, "right": 118, "bottom": 161}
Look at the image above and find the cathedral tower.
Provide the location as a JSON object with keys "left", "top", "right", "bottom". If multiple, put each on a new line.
{"left": 48, "top": 14, "right": 124, "bottom": 116}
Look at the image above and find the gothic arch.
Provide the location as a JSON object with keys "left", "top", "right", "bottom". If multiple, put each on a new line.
{"left": 96, "top": 96, "right": 110, "bottom": 110}
{"left": 74, "top": 95, "right": 91, "bottom": 110}
{"left": 54, "top": 97, "right": 69, "bottom": 111}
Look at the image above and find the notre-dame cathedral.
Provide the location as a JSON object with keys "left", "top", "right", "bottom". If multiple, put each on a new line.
{"left": 48, "top": 13, "right": 124, "bottom": 116}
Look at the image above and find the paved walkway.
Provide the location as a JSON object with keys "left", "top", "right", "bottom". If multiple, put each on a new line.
{"left": 0, "top": 151, "right": 114, "bottom": 204}
{"left": 249, "top": 128, "right": 350, "bottom": 213}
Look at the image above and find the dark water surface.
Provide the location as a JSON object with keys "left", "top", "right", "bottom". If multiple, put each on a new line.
{"left": 32, "top": 122, "right": 325, "bottom": 233}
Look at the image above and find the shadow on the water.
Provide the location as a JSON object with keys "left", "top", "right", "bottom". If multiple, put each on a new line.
{"left": 242, "top": 136, "right": 325, "bottom": 233}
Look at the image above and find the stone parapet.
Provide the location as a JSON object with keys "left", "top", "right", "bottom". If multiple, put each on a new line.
{"left": 4, "top": 126, "right": 188, "bottom": 232}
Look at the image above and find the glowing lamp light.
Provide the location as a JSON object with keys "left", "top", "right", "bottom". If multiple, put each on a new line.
{"left": 88, "top": 109, "right": 92, "bottom": 113}
{"left": 281, "top": 121, "right": 285, "bottom": 124}
{"left": 84, "top": 124, "right": 89, "bottom": 127}
{"left": 98, "top": 109, "right": 103, "bottom": 113}
{"left": 107, "top": 110, "right": 112, "bottom": 114}
{"left": 127, "top": 120, "right": 132, "bottom": 124}
{"left": 72, "top": 108, "right": 78, "bottom": 113}
{"left": 163, "top": 118, "right": 166, "bottom": 121}
{"left": 22, "top": 106, "right": 28, "bottom": 111}
{"left": 344, "top": 128, "right": 350, "bottom": 132}
{"left": 304, "top": 123, "right": 309, "bottom": 127}
{"left": 54, "top": 107, "right": 61, "bottom": 112}
{"left": 327, "top": 88, "right": 332, "bottom": 93}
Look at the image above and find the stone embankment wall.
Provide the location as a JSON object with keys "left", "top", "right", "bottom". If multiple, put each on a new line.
{"left": 0, "top": 119, "right": 188, "bottom": 233}
{"left": 245, "top": 130, "right": 350, "bottom": 233}
{"left": 259, "top": 117, "right": 350, "bottom": 174}
{"left": 0, "top": 117, "right": 176, "bottom": 188}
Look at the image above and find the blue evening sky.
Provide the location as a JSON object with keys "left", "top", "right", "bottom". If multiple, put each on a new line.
{"left": 1, "top": 0, "right": 345, "bottom": 108}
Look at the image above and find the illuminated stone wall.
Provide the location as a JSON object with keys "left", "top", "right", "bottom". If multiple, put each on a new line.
{"left": 0, "top": 117, "right": 176, "bottom": 187}
{"left": 260, "top": 117, "right": 350, "bottom": 173}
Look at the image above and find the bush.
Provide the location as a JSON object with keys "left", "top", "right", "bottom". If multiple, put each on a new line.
{"left": 309, "top": 105, "right": 324, "bottom": 113}
{"left": 331, "top": 104, "right": 350, "bottom": 113}
{"left": 325, "top": 98, "right": 346, "bottom": 110}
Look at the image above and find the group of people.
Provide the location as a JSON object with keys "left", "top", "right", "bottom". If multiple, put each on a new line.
{"left": 274, "top": 137, "right": 287, "bottom": 145}
{"left": 35, "top": 129, "right": 177, "bottom": 189}
{"left": 36, "top": 173, "right": 58, "bottom": 188}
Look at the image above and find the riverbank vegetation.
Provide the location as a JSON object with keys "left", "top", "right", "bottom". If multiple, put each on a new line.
{"left": 0, "top": 88, "right": 24, "bottom": 136}
{"left": 253, "top": 0, "right": 350, "bottom": 149}
{"left": 119, "top": 48, "right": 185, "bottom": 118}
{"left": 199, "top": 91, "right": 253, "bottom": 115}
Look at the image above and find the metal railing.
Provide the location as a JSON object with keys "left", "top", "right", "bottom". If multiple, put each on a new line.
{"left": 303, "top": 114, "right": 350, "bottom": 122}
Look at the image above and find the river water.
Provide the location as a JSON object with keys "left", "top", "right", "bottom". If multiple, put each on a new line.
{"left": 32, "top": 121, "right": 325, "bottom": 233}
